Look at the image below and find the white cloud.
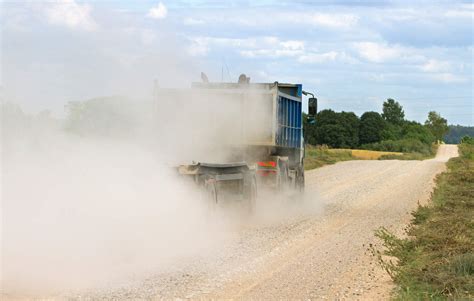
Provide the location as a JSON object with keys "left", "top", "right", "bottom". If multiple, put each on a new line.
{"left": 353, "top": 42, "right": 426, "bottom": 64}
{"left": 254, "top": 70, "right": 271, "bottom": 81}
{"left": 306, "top": 13, "right": 359, "bottom": 28}
{"left": 44, "top": 0, "right": 97, "bottom": 31}
{"left": 183, "top": 17, "right": 205, "bottom": 25}
{"left": 298, "top": 51, "right": 338, "bottom": 63}
{"left": 240, "top": 48, "right": 304, "bottom": 58}
{"left": 238, "top": 38, "right": 305, "bottom": 58}
{"left": 187, "top": 38, "right": 210, "bottom": 56}
{"left": 420, "top": 59, "right": 452, "bottom": 72}
{"left": 353, "top": 42, "right": 403, "bottom": 63}
{"left": 430, "top": 73, "right": 467, "bottom": 83}
{"left": 140, "top": 29, "right": 156, "bottom": 45}
{"left": 262, "top": 36, "right": 280, "bottom": 45}
{"left": 298, "top": 51, "right": 357, "bottom": 64}
{"left": 186, "top": 36, "right": 305, "bottom": 58}
{"left": 444, "top": 10, "right": 473, "bottom": 18}
{"left": 373, "top": 8, "right": 420, "bottom": 22}
{"left": 148, "top": 2, "right": 167, "bottom": 19}
{"left": 176, "top": 11, "right": 359, "bottom": 31}
{"left": 444, "top": 4, "right": 474, "bottom": 18}
{"left": 280, "top": 40, "right": 305, "bottom": 51}
{"left": 186, "top": 36, "right": 257, "bottom": 56}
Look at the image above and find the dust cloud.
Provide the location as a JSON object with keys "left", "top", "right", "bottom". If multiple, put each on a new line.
{"left": 1, "top": 102, "right": 238, "bottom": 296}
{"left": 0, "top": 3, "right": 235, "bottom": 295}
{"left": 0, "top": 3, "right": 319, "bottom": 298}
{"left": 0, "top": 90, "right": 317, "bottom": 297}
{"left": 0, "top": 90, "right": 321, "bottom": 297}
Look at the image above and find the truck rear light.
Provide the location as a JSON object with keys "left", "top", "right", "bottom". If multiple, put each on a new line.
{"left": 257, "top": 161, "right": 277, "bottom": 168}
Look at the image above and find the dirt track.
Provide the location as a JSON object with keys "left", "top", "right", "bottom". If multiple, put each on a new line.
{"left": 79, "top": 145, "right": 458, "bottom": 300}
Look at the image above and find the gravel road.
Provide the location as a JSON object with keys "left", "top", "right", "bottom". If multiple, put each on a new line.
{"left": 67, "top": 144, "right": 459, "bottom": 300}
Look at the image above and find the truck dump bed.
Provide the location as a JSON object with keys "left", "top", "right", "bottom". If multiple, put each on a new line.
{"left": 188, "top": 82, "right": 304, "bottom": 150}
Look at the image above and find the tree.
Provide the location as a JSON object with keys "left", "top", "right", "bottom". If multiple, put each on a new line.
{"left": 316, "top": 109, "right": 339, "bottom": 126}
{"left": 303, "top": 112, "right": 318, "bottom": 145}
{"left": 314, "top": 109, "right": 341, "bottom": 147}
{"left": 444, "top": 125, "right": 474, "bottom": 144}
{"left": 359, "top": 111, "right": 385, "bottom": 144}
{"left": 425, "top": 111, "right": 448, "bottom": 142}
{"left": 312, "top": 109, "right": 360, "bottom": 148}
{"left": 317, "top": 124, "right": 347, "bottom": 148}
{"left": 382, "top": 98, "right": 405, "bottom": 125}
{"left": 381, "top": 123, "right": 403, "bottom": 141}
{"left": 402, "top": 121, "right": 435, "bottom": 145}
{"left": 339, "top": 111, "right": 360, "bottom": 148}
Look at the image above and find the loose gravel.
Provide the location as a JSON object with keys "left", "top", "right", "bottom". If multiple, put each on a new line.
{"left": 37, "top": 145, "right": 459, "bottom": 300}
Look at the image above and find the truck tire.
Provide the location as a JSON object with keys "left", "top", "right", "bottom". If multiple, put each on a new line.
{"left": 277, "top": 160, "right": 289, "bottom": 191}
{"left": 247, "top": 176, "right": 257, "bottom": 213}
{"left": 204, "top": 180, "right": 218, "bottom": 209}
{"left": 296, "top": 166, "right": 305, "bottom": 193}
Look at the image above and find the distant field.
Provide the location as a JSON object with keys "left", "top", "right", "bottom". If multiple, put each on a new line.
{"left": 304, "top": 146, "right": 403, "bottom": 170}
{"left": 345, "top": 149, "right": 402, "bottom": 160}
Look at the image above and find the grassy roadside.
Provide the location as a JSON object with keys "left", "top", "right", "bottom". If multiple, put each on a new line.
{"left": 304, "top": 145, "right": 354, "bottom": 170}
{"left": 304, "top": 145, "right": 403, "bottom": 170}
{"left": 379, "top": 144, "right": 439, "bottom": 160}
{"left": 304, "top": 144, "right": 439, "bottom": 170}
{"left": 374, "top": 142, "right": 474, "bottom": 300}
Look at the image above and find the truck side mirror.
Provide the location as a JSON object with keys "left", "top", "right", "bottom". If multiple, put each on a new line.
{"left": 308, "top": 97, "right": 317, "bottom": 117}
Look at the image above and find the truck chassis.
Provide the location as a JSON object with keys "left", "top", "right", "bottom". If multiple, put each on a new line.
{"left": 178, "top": 162, "right": 258, "bottom": 211}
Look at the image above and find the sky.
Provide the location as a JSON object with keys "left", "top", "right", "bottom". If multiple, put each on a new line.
{"left": 1, "top": 0, "right": 473, "bottom": 125}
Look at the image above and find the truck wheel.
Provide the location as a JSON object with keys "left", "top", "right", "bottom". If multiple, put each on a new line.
{"left": 205, "top": 181, "right": 218, "bottom": 209}
{"left": 297, "top": 173, "right": 305, "bottom": 192}
{"left": 278, "top": 161, "right": 289, "bottom": 191}
{"left": 247, "top": 177, "right": 257, "bottom": 213}
{"left": 296, "top": 167, "right": 305, "bottom": 193}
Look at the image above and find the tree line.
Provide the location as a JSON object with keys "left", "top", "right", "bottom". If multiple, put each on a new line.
{"left": 444, "top": 125, "right": 474, "bottom": 144}
{"left": 303, "top": 98, "right": 449, "bottom": 155}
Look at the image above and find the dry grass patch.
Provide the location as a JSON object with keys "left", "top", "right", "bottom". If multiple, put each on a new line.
{"left": 325, "top": 148, "right": 403, "bottom": 159}
{"left": 350, "top": 149, "right": 402, "bottom": 160}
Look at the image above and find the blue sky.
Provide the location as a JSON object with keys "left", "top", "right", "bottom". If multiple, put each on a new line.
{"left": 1, "top": 0, "right": 473, "bottom": 125}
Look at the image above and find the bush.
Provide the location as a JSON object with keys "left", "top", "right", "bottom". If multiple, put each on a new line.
{"left": 402, "top": 121, "right": 436, "bottom": 145}
{"left": 361, "top": 138, "right": 434, "bottom": 155}
{"left": 461, "top": 135, "right": 474, "bottom": 145}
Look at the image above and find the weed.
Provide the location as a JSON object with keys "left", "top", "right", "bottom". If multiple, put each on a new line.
{"left": 374, "top": 143, "right": 474, "bottom": 300}
{"left": 304, "top": 145, "right": 354, "bottom": 170}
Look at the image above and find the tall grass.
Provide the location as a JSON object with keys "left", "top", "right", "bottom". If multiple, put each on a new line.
{"left": 304, "top": 145, "right": 354, "bottom": 170}
{"left": 362, "top": 138, "right": 438, "bottom": 160}
{"left": 351, "top": 149, "right": 402, "bottom": 160}
{"left": 374, "top": 142, "right": 474, "bottom": 300}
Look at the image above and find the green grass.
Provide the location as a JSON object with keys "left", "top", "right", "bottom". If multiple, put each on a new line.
{"left": 304, "top": 144, "right": 438, "bottom": 170}
{"left": 378, "top": 144, "right": 439, "bottom": 161}
{"left": 379, "top": 152, "right": 432, "bottom": 160}
{"left": 374, "top": 142, "right": 474, "bottom": 300}
{"left": 304, "top": 145, "right": 355, "bottom": 170}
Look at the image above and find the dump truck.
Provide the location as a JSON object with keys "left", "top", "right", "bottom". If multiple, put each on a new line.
{"left": 155, "top": 75, "right": 317, "bottom": 211}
